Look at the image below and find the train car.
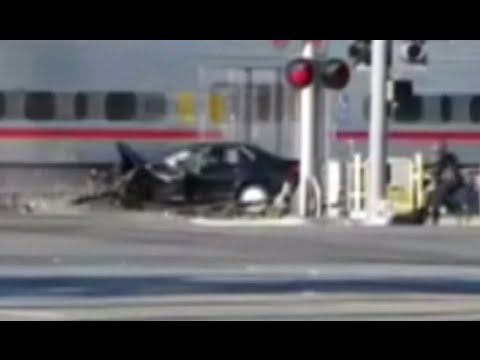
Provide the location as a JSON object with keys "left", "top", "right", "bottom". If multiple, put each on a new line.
{"left": 0, "top": 40, "right": 479, "bottom": 164}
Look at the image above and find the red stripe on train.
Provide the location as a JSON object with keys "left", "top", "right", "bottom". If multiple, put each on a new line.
{"left": 0, "top": 129, "right": 223, "bottom": 140}
{"left": 0, "top": 128, "right": 478, "bottom": 143}
{"left": 336, "top": 131, "right": 480, "bottom": 143}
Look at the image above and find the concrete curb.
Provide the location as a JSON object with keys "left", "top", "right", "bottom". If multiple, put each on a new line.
{"left": 437, "top": 217, "right": 480, "bottom": 227}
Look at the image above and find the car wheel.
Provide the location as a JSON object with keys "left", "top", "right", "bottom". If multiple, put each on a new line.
{"left": 236, "top": 184, "right": 269, "bottom": 215}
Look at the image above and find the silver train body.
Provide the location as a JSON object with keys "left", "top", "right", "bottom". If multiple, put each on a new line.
{"left": 0, "top": 40, "right": 479, "bottom": 164}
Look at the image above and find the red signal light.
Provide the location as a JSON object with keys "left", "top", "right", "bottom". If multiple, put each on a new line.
{"left": 285, "top": 58, "right": 315, "bottom": 89}
{"left": 320, "top": 58, "right": 351, "bottom": 90}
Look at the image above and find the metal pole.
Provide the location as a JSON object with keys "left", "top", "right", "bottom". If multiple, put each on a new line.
{"left": 324, "top": 89, "right": 336, "bottom": 217}
{"left": 274, "top": 67, "right": 283, "bottom": 155}
{"left": 244, "top": 67, "right": 253, "bottom": 143}
{"left": 197, "top": 66, "right": 208, "bottom": 142}
{"left": 298, "top": 41, "right": 316, "bottom": 218}
{"left": 368, "top": 40, "right": 388, "bottom": 221}
{"left": 227, "top": 69, "right": 238, "bottom": 141}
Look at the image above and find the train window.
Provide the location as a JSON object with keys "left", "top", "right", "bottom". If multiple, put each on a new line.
{"left": 0, "top": 93, "right": 6, "bottom": 119}
{"left": 105, "top": 92, "right": 137, "bottom": 121}
{"left": 362, "top": 97, "right": 369, "bottom": 121}
{"left": 272, "top": 82, "right": 284, "bottom": 124}
{"left": 470, "top": 97, "right": 480, "bottom": 123}
{"left": 362, "top": 96, "right": 391, "bottom": 121}
{"left": 25, "top": 92, "right": 55, "bottom": 121}
{"left": 54, "top": 92, "right": 74, "bottom": 120}
{"left": 74, "top": 93, "right": 88, "bottom": 120}
{"left": 7, "top": 91, "right": 24, "bottom": 120}
{"left": 144, "top": 94, "right": 167, "bottom": 119}
{"left": 256, "top": 84, "right": 271, "bottom": 122}
{"left": 393, "top": 96, "right": 423, "bottom": 123}
{"left": 440, "top": 96, "right": 452, "bottom": 122}
{"left": 285, "top": 88, "right": 296, "bottom": 121}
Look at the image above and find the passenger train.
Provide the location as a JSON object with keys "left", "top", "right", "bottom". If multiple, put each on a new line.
{"left": 1, "top": 40, "right": 480, "bottom": 164}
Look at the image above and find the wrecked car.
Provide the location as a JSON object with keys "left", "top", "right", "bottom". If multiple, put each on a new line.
{"left": 73, "top": 141, "right": 299, "bottom": 215}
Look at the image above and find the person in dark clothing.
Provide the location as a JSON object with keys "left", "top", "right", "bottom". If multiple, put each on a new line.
{"left": 453, "top": 170, "right": 480, "bottom": 216}
{"left": 425, "top": 142, "right": 464, "bottom": 224}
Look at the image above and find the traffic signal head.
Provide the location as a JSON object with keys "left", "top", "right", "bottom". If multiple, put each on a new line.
{"left": 285, "top": 58, "right": 315, "bottom": 89}
{"left": 399, "top": 40, "right": 427, "bottom": 65}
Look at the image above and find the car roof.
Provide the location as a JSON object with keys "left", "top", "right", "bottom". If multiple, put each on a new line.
{"left": 163, "top": 141, "right": 283, "bottom": 161}
{"left": 188, "top": 141, "right": 264, "bottom": 151}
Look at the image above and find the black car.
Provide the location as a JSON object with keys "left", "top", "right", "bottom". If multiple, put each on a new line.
{"left": 113, "top": 141, "right": 299, "bottom": 211}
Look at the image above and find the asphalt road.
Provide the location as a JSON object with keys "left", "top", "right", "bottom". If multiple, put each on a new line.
{"left": 0, "top": 212, "right": 479, "bottom": 267}
{"left": 0, "top": 211, "right": 480, "bottom": 320}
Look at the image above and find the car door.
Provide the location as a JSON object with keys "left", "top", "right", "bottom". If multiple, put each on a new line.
{"left": 195, "top": 145, "right": 243, "bottom": 201}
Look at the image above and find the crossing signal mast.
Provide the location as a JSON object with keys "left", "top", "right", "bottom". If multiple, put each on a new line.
{"left": 278, "top": 40, "right": 430, "bottom": 222}
{"left": 346, "top": 40, "right": 429, "bottom": 225}
{"left": 347, "top": 40, "right": 394, "bottom": 224}
{"left": 280, "top": 40, "right": 430, "bottom": 221}
{"left": 282, "top": 40, "right": 351, "bottom": 218}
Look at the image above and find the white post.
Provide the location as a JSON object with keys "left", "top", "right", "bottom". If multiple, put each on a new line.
{"left": 367, "top": 40, "right": 389, "bottom": 222}
{"left": 197, "top": 66, "right": 207, "bottom": 141}
{"left": 226, "top": 69, "right": 236, "bottom": 141}
{"left": 298, "top": 41, "right": 316, "bottom": 218}
{"left": 353, "top": 153, "right": 363, "bottom": 217}
{"left": 323, "top": 89, "right": 336, "bottom": 217}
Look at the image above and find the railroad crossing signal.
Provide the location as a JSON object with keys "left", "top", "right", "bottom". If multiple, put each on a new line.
{"left": 348, "top": 40, "right": 372, "bottom": 67}
{"left": 399, "top": 40, "right": 428, "bottom": 65}
{"left": 285, "top": 58, "right": 351, "bottom": 90}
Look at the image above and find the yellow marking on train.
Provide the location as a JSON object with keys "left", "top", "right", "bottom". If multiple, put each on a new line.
{"left": 209, "top": 94, "right": 225, "bottom": 124}
{"left": 177, "top": 92, "right": 196, "bottom": 124}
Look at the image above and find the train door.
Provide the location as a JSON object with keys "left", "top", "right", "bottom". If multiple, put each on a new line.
{"left": 199, "top": 66, "right": 295, "bottom": 157}
{"left": 198, "top": 67, "right": 241, "bottom": 141}
{"left": 248, "top": 67, "right": 286, "bottom": 155}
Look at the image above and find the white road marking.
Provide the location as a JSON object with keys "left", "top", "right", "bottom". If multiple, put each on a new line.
{"left": 0, "top": 310, "right": 66, "bottom": 320}
{"left": 5, "top": 293, "right": 479, "bottom": 320}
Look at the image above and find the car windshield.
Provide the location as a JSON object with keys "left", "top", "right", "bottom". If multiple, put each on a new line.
{"left": 244, "top": 144, "right": 279, "bottom": 163}
{"left": 163, "top": 149, "right": 193, "bottom": 170}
